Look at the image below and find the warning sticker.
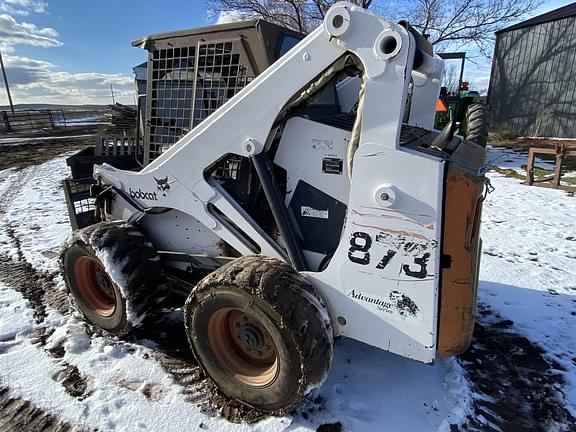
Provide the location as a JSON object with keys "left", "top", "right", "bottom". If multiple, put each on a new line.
{"left": 301, "top": 206, "right": 329, "bottom": 219}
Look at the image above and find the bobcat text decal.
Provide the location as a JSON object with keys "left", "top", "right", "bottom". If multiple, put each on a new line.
{"left": 129, "top": 188, "right": 158, "bottom": 201}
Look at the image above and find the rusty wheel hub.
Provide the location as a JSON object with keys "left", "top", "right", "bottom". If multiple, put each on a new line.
{"left": 208, "top": 308, "right": 278, "bottom": 387}
{"left": 73, "top": 256, "right": 116, "bottom": 317}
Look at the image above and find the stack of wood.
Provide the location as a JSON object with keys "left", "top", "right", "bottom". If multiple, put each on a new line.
{"left": 105, "top": 103, "right": 136, "bottom": 131}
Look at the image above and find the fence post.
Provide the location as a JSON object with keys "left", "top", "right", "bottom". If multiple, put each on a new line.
{"left": 526, "top": 149, "right": 536, "bottom": 186}
{"left": 553, "top": 144, "right": 564, "bottom": 188}
{"left": 1, "top": 111, "right": 10, "bottom": 133}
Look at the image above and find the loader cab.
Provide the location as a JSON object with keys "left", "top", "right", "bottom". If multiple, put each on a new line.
{"left": 132, "top": 21, "right": 305, "bottom": 166}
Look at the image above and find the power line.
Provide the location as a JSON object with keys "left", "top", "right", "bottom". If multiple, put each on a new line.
{"left": 0, "top": 51, "right": 15, "bottom": 114}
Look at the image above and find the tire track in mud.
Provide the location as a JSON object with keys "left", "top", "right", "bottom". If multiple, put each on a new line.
{"left": 0, "top": 253, "right": 71, "bottom": 322}
{"left": 0, "top": 168, "right": 34, "bottom": 219}
{"left": 0, "top": 255, "right": 89, "bottom": 430}
{"left": 0, "top": 385, "right": 84, "bottom": 432}
{"left": 457, "top": 304, "right": 576, "bottom": 432}
{"left": 0, "top": 134, "right": 108, "bottom": 429}
{"left": 0, "top": 242, "right": 266, "bottom": 424}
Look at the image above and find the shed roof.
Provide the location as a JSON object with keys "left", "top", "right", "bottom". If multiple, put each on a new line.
{"left": 496, "top": 1, "right": 576, "bottom": 33}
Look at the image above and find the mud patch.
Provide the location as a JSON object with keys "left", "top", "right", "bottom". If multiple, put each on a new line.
{"left": 0, "top": 131, "right": 93, "bottom": 171}
{"left": 52, "top": 364, "right": 90, "bottom": 400}
{"left": 458, "top": 304, "right": 576, "bottom": 431}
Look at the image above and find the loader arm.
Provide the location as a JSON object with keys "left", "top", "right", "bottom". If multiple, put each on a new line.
{"left": 93, "top": 3, "right": 453, "bottom": 363}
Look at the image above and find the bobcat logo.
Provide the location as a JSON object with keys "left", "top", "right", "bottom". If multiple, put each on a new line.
{"left": 154, "top": 176, "right": 173, "bottom": 196}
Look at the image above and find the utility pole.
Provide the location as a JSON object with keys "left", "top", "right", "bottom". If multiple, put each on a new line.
{"left": 0, "top": 51, "right": 15, "bottom": 114}
{"left": 110, "top": 84, "right": 116, "bottom": 105}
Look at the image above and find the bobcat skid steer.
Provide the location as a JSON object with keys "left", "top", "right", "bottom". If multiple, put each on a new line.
{"left": 61, "top": 2, "right": 488, "bottom": 414}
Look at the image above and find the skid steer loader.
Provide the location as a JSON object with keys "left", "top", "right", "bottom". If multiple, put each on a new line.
{"left": 61, "top": 2, "right": 488, "bottom": 414}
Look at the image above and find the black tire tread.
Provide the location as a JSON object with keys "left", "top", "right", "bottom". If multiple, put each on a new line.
{"left": 185, "top": 255, "right": 333, "bottom": 414}
{"left": 466, "top": 103, "right": 490, "bottom": 147}
{"left": 62, "top": 221, "right": 167, "bottom": 336}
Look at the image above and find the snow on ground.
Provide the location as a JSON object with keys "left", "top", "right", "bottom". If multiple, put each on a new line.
{"left": 479, "top": 171, "right": 576, "bottom": 414}
{"left": 0, "top": 154, "right": 72, "bottom": 271}
{"left": 0, "top": 147, "right": 574, "bottom": 430}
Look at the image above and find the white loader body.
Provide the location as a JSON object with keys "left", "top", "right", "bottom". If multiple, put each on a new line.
{"left": 92, "top": 3, "right": 455, "bottom": 364}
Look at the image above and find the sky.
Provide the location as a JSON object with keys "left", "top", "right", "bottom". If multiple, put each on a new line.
{"left": 0, "top": 0, "right": 574, "bottom": 106}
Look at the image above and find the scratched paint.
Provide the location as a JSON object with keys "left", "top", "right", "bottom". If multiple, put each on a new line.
{"left": 352, "top": 209, "right": 435, "bottom": 231}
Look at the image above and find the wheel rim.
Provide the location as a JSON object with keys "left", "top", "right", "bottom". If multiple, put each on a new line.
{"left": 73, "top": 256, "right": 116, "bottom": 317}
{"left": 207, "top": 308, "right": 279, "bottom": 387}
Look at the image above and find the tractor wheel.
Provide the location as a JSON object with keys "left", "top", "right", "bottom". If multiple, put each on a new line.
{"left": 61, "top": 221, "right": 166, "bottom": 336}
{"left": 465, "top": 103, "right": 490, "bottom": 147}
{"left": 184, "top": 256, "right": 333, "bottom": 414}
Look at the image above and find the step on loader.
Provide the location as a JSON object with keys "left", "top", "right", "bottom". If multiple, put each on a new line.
{"left": 61, "top": 2, "right": 489, "bottom": 414}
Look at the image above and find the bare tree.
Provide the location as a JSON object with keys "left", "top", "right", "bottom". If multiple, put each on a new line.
{"left": 442, "top": 63, "right": 460, "bottom": 93}
{"left": 398, "top": 0, "right": 542, "bottom": 55}
{"left": 210, "top": 0, "right": 541, "bottom": 56}
{"left": 208, "top": 0, "right": 373, "bottom": 33}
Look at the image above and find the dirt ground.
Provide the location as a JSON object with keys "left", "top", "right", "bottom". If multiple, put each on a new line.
{"left": 0, "top": 127, "right": 98, "bottom": 171}
{"left": 0, "top": 137, "right": 574, "bottom": 431}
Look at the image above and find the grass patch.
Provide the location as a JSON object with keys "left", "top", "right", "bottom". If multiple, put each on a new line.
{"left": 490, "top": 165, "right": 576, "bottom": 185}
{"left": 532, "top": 167, "right": 576, "bottom": 185}
{"left": 490, "top": 166, "right": 525, "bottom": 180}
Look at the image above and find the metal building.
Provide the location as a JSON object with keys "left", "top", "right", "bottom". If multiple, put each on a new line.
{"left": 487, "top": 3, "right": 576, "bottom": 138}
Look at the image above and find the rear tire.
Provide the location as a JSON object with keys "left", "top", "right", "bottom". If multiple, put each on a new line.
{"left": 61, "top": 221, "right": 166, "bottom": 336}
{"left": 465, "top": 103, "right": 489, "bottom": 147}
{"left": 184, "top": 256, "right": 333, "bottom": 414}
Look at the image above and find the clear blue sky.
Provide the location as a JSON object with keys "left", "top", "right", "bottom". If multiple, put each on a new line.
{"left": 14, "top": 0, "right": 210, "bottom": 75}
{"left": 0, "top": 0, "right": 574, "bottom": 105}
{"left": 1, "top": 0, "right": 214, "bottom": 105}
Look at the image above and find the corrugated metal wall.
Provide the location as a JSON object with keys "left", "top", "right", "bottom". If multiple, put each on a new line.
{"left": 490, "top": 16, "right": 576, "bottom": 138}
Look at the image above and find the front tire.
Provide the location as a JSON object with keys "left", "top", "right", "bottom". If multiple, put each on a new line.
{"left": 61, "top": 221, "right": 166, "bottom": 336}
{"left": 185, "top": 256, "right": 333, "bottom": 414}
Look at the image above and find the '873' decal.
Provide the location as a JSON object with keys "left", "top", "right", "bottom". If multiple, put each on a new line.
{"left": 347, "top": 231, "right": 437, "bottom": 280}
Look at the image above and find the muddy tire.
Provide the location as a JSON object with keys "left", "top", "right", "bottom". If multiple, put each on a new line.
{"left": 465, "top": 103, "right": 489, "bottom": 147}
{"left": 61, "top": 221, "right": 166, "bottom": 336}
{"left": 184, "top": 256, "right": 333, "bottom": 414}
